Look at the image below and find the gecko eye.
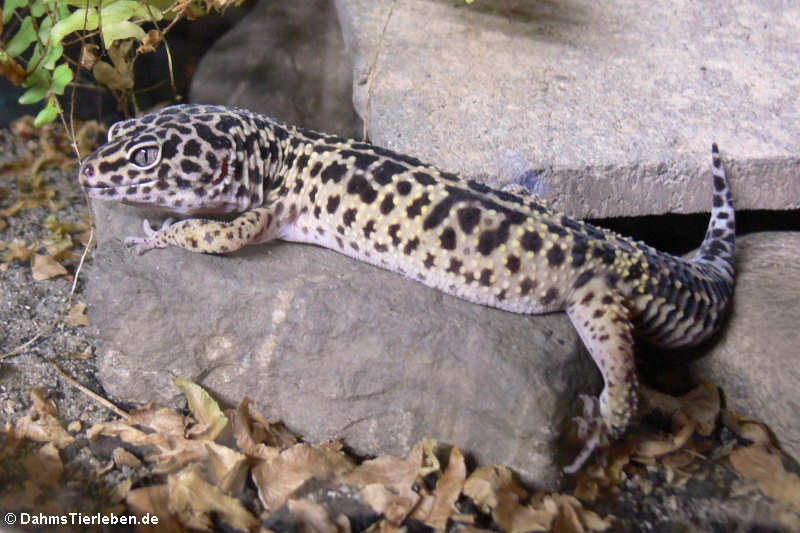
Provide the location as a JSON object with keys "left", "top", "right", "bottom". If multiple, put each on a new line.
{"left": 127, "top": 143, "right": 162, "bottom": 169}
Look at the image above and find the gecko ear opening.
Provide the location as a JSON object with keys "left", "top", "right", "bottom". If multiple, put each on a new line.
{"left": 127, "top": 142, "right": 162, "bottom": 169}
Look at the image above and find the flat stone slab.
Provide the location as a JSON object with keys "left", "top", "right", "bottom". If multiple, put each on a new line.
{"left": 335, "top": 0, "right": 800, "bottom": 218}
{"left": 87, "top": 202, "right": 595, "bottom": 490}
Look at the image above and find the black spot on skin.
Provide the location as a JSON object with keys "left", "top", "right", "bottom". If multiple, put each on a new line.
{"left": 477, "top": 221, "right": 511, "bottom": 256}
{"left": 457, "top": 207, "right": 481, "bottom": 234}
{"left": 713, "top": 175, "right": 726, "bottom": 191}
{"left": 335, "top": 236, "right": 343, "bottom": 248}
{"left": 347, "top": 175, "right": 378, "bottom": 204}
{"left": 284, "top": 152, "right": 297, "bottom": 170}
{"left": 236, "top": 185, "right": 247, "bottom": 198}
{"left": 340, "top": 149, "right": 379, "bottom": 171}
{"left": 598, "top": 334, "right": 610, "bottom": 342}
{"left": 155, "top": 180, "right": 169, "bottom": 190}
{"left": 337, "top": 225, "right": 345, "bottom": 235}
{"left": 194, "top": 123, "right": 232, "bottom": 150}
{"left": 440, "top": 227, "right": 456, "bottom": 250}
{"left": 313, "top": 145, "right": 336, "bottom": 154}
{"left": 520, "top": 231, "right": 542, "bottom": 253}
{"left": 440, "top": 171, "right": 460, "bottom": 182}
{"left": 181, "top": 159, "right": 201, "bottom": 173}
{"left": 601, "top": 295, "right": 614, "bottom": 305}
{"left": 310, "top": 162, "right": 323, "bottom": 177}
{"left": 321, "top": 162, "right": 348, "bottom": 183}
{"left": 183, "top": 139, "right": 201, "bottom": 157}
{"left": 98, "top": 159, "right": 127, "bottom": 173}
{"left": 380, "top": 194, "right": 395, "bottom": 215}
{"left": 295, "top": 154, "right": 309, "bottom": 172}
{"left": 175, "top": 177, "right": 191, "bottom": 189}
{"left": 492, "top": 189, "right": 525, "bottom": 205}
{"left": 446, "top": 258, "right": 462, "bottom": 274}
{"left": 373, "top": 160, "right": 407, "bottom": 185}
{"left": 479, "top": 269, "right": 493, "bottom": 286}
{"left": 396, "top": 181, "right": 412, "bottom": 195}
{"left": 388, "top": 224, "right": 402, "bottom": 246}
{"left": 308, "top": 185, "right": 318, "bottom": 203}
{"left": 110, "top": 174, "right": 123, "bottom": 184}
{"left": 574, "top": 270, "right": 594, "bottom": 289}
{"left": 406, "top": 193, "right": 431, "bottom": 218}
{"left": 293, "top": 178, "right": 305, "bottom": 194}
{"left": 363, "top": 144, "right": 425, "bottom": 167}
{"left": 581, "top": 291, "right": 595, "bottom": 305}
{"left": 520, "top": 278, "right": 537, "bottom": 295}
{"left": 542, "top": 288, "right": 559, "bottom": 305}
{"left": 467, "top": 180, "right": 490, "bottom": 194}
{"left": 713, "top": 195, "right": 723, "bottom": 208}
{"left": 623, "top": 262, "right": 644, "bottom": 282}
{"left": 363, "top": 220, "right": 376, "bottom": 239}
{"left": 342, "top": 208, "right": 357, "bottom": 227}
{"left": 313, "top": 205, "right": 321, "bottom": 219}
{"left": 413, "top": 172, "right": 437, "bottom": 186}
{"left": 404, "top": 237, "right": 420, "bottom": 255}
{"left": 543, "top": 244, "right": 565, "bottom": 267}
{"left": 570, "top": 239, "right": 589, "bottom": 267}
{"left": 545, "top": 222, "right": 568, "bottom": 237}
{"left": 506, "top": 255, "right": 520, "bottom": 273}
{"left": 327, "top": 195, "right": 340, "bottom": 214}
{"left": 423, "top": 253, "right": 436, "bottom": 269}
{"left": 594, "top": 245, "right": 616, "bottom": 265}
{"left": 593, "top": 309, "right": 604, "bottom": 318}
{"left": 716, "top": 211, "right": 729, "bottom": 219}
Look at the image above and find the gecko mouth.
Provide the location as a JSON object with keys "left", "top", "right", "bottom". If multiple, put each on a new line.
{"left": 84, "top": 179, "right": 158, "bottom": 193}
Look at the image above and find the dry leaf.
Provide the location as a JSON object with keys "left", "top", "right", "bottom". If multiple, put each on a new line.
{"left": 228, "top": 398, "right": 280, "bottom": 461}
{"left": 80, "top": 43, "right": 100, "bottom": 70}
{"left": 14, "top": 390, "right": 75, "bottom": 449}
{"left": 635, "top": 418, "right": 695, "bottom": 459}
{"left": 286, "top": 498, "right": 347, "bottom": 533}
{"left": 137, "top": 29, "right": 162, "bottom": 54}
{"left": 32, "top": 253, "right": 67, "bottom": 280}
{"left": 729, "top": 445, "right": 800, "bottom": 510}
{"left": 254, "top": 442, "right": 355, "bottom": 511}
{"left": 168, "top": 467, "right": 258, "bottom": 532}
{"left": 113, "top": 447, "right": 143, "bottom": 468}
{"left": 2, "top": 239, "right": 34, "bottom": 263}
{"left": 423, "top": 447, "right": 466, "bottom": 529}
{"left": 126, "top": 484, "right": 183, "bottom": 530}
{"left": 65, "top": 301, "right": 89, "bottom": 327}
{"left": 174, "top": 378, "right": 228, "bottom": 440}
{"left": 343, "top": 443, "right": 425, "bottom": 525}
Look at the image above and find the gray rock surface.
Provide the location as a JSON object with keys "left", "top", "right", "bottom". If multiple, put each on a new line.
{"left": 690, "top": 232, "right": 800, "bottom": 461}
{"left": 87, "top": 202, "right": 595, "bottom": 490}
{"left": 190, "top": 0, "right": 360, "bottom": 137}
{"left": 334, "top": 0, "right": 800, "bottom": 218}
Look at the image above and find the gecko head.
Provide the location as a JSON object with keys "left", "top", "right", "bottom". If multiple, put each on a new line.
{"left": 79, "top": 104, "right": 264, "bottom": 215}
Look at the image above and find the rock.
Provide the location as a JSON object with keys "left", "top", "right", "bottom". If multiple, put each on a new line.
{"left": 190, "top": 0, "right": 360, "bottom": 137}
{"left": 334, "top": 0, "right": 800, "bottom": 218}
{"left": 690, "top": 232, "right": 800, "bottom": 461}
{"left": 87, "top": 201, "right": 595, "bottom": 490}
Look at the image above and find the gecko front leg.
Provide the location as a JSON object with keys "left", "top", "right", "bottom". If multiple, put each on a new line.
{"left": 124, "top": 207, "right": 282, "bottom": 255}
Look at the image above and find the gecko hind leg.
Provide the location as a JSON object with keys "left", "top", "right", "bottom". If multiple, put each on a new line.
{"left": 564, "top": 278, "right": 639, "bottom": 472}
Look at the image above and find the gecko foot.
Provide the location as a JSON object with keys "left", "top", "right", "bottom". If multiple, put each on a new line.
{"left": 123, "top": 218, "right": 174, "bottom": 255}
{"left": 563, "top": 394, "right": 610, "bottom": 474}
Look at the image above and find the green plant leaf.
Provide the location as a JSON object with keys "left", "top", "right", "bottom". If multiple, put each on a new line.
{"left": 18, "top": 85, "right": 47, "bottom": 104}
{"left": 29, "top": 0, "right": 45, "bottom": 17}
{"left": 101, "top": 20, "right": 145, "bottom": 47}
{"left": 34, "top": 97, "right": 60, "bottom": 126}
{"left": 50, "top": 7, "right": 99, "bottom": 45}
{"left": 5, "top": 15, "right": 36, "bottom": 57}
{"left": 100, "top": 0, "right": 151, "bottom": 24}
{"left": 2, "top": 0, "right": 28, "bottom": 24}
{"left": 51, "top": 63, "right": 73, "bottom": 94}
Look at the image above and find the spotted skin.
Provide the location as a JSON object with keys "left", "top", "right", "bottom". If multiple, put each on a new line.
{"left": 79, "top": 104, "right": 736, "bottom": 467}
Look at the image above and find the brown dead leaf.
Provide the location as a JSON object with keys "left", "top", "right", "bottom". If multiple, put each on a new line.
{"left": 254, "top": 442, "right": 355, "bottom": 511}
{"left": 286, "top": 498, "right": 348, "bottom": 533}
{"left": 80, "top": 43, "right": 100, "bottom": 70}
{"left": 343, "top": 442, "right": 425, "bottom": 525}
{"left": 679, "top": 381, "right": 719, "bottom": 436}
{"left": 423, "top": 447, "right": 466, "bottom": 529}
{"left": 32, "top": 253, "right": 67, "bottom": 280}
{"left": 168, "top": 467, "right": 258, "bottom": 531}
{"left": 463, "top": 466, "right": 554, "bottom": 532}
{"left": 137, "top": 29, "right": 162, "bottom": 54}
{"left": 551, "top": 494, "right": 611, "bottom": 532}
{"left": 635, "top": 418, "right": 695, "bottom": 459}
{"left": 112, "top": 447, "right": 143, "bottom": 468}
{"left": 729, "top": 444, "right": 800, "bottom": 510}
{"left": 13, "top": 390, "right": 75, "bottom": 449}
{"left": 228, "top": 398, "right": 280, "bottom": 461}
{"left": 64, "top": 301, "right": 89, "bottom": 327}
{"left": 0, "top": 53, "right": 26, "bottom": 85}
{"left": 126, "top": 484, "right": 183, "bottom": 530}
{"left": 2, "top": 239, "right": 34, "bottom": 263}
